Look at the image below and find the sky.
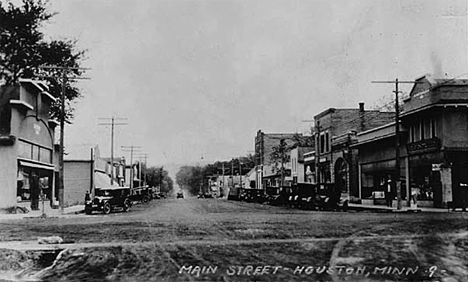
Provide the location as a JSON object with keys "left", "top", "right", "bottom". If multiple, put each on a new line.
{"left": 34, "top": 0, "right": 468, "bottom": 167}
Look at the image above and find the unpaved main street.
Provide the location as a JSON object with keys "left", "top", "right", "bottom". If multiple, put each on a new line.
{"left": 0, "top": 197, "right": 468, "bottom": 282}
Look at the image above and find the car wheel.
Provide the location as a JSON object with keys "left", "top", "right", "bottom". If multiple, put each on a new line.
{"left": 142, "top": 196, "right": 150, "bottom": 204}
{"left": 85, "top": 206, "right": 93, "bottom": 215}
{"left": 342, "top": 201, "right": 349, "bottom": 212}
{"left": 123, "top": 198, "right": 131, "bottom": 212}
{"left": 103, "top": 202, "right": 111, "bottom": 214}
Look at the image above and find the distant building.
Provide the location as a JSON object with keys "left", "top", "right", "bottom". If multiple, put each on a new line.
{"left": 0, "top": 79, "right": 58, "bottom": 210}
{"left": 290, "top": 146, "right": 314, "bottom": 185}
{"left": 254, "top": 130, "right": 308, "bottom": 189}
{"left": 64, "top": 145, "right": 123, "bottom": 205}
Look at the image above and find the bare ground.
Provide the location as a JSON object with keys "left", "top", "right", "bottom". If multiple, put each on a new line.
{"left": 0, "top": 198, "right": 467, "bottom": 282}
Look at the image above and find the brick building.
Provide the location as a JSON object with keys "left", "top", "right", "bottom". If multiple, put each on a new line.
{"left": 354, "top": 74, "right": 468, "bottom": 209}
{"left": 313, "top": 103, "right": 394, "bottom": 199}
{"left": 254, "top": 130, "right": 308, "bottom": 189}
{"left": 0, "top": 79, "right": 58, "bottom": 210}
{"left": 402, "top": 75, "right": 468, "bottom": 208}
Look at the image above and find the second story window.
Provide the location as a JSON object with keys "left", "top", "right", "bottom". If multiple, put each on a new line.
{"left": 319, "top": 131, "right": 330, "bottom": 154}
{"left": 420, "top": 120, "right": 425, "bottom": 140}
{"left": 430, "top": 119, "right": 437, "bottom": 138}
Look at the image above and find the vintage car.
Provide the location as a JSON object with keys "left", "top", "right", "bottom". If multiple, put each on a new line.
{"left": 129, "top": 186, "right": 152, "bottom": 204}
{"left": 85, "top": 187, "right": 132, "bottom": 215}
{"left": 283, "top": 183, "right": 349, "bottom": 211}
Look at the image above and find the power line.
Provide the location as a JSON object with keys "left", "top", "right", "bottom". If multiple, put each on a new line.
{"left": 371, "top": 78, "right": 423, "bottom": 210}
{"left": 37, "top": 65, "right": 89, "bottom": 213}
{"left": 98, "top": 117, "right": 128, "bottom": 185}
{"left": 121, "top": 145, "right": 142, "bottom": 189}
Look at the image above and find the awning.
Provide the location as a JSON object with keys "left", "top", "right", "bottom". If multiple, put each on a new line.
{"left": 95, "top": 171, "right": 120, "bottom": 189}
{"left": 19, "top": 161, "right": 54, "bottom": 171}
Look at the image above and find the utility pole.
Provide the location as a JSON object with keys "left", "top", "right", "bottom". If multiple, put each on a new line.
{"left": 38, "top": 65, "right": 89, "bottom": 213}
{"left": 239, "top": 159, "right": 243, "bottom": 189}
{"left": 372, "top": 78, "right": 421, "bottom": 210}
{"left": 121, "top": 145, "right": 142, "bottom": 189}
{"left": 135, "top": 154, "right": 148, "bottom": 186}
{"left": 222, "top": 162, "right": 225, "bottom": 196}
{"left": 315, "top": 120, "right": 321, "bottom": 187}
{"left": 98, "top": 117, "right": 127, "bottom": 185}
{"left": 231, "top": 159, "right": 234, "bottom": 189}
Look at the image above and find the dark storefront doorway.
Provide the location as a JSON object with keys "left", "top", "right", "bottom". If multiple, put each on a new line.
{"left": 449, "top": 152, "right": 468, "bottom": 209}
{"left": 17, "top": 166, "right": 53, "bottom": 211}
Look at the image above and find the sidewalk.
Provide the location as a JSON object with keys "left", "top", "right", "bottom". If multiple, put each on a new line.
{"left": 348, "top": 203, "right": 450, "bottom": 213}
{"left": 0, "top": 205, "right": 85, "bottom": 220}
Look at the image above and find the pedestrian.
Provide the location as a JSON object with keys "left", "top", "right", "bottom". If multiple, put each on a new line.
{"left": 385, "top": 179, "right": 393, "bottom": 208}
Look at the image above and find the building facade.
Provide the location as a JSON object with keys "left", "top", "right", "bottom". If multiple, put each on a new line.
{"left": 254, "top": 130, "right": 304, "bottom": 189}
{"left": 402, "top": 75, "right": 468, "bottom": 208}
{"left": 355, "top": 75, "right": 468, "bottom": 208}
{"left": 313, "top": 103, "right": 395, "bottom": 199}
{"left": 0, "top": 79, "right": 58, "bottom": 210}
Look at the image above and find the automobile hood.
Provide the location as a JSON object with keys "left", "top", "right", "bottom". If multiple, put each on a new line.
{"left": 95, "top": 196, "right": 112, "bottom": 202}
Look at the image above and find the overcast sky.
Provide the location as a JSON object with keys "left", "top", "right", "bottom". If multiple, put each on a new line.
{"left": 39, "top": 0, "right": 467, "bottom": 166}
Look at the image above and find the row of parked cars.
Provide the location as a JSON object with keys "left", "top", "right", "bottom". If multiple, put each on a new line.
{"left": 84, "top": 186, "right": 167, "bottom": 215}
{"left": 228, "top": 183, "right": 349, "bottom": 212}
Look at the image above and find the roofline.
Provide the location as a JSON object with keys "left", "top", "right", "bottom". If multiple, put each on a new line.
{"left": 357, "top": 122, "right": 396, "bottom": 136}
{"left": 401, "top": 103, "right": 468, "bottom": 117}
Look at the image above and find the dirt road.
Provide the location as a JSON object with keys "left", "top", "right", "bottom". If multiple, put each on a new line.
{"left": 0, "top": 197, "right": 467, "bottom": 281}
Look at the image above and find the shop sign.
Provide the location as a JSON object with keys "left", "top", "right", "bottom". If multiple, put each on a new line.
{"left": 407, "top": 138, "right": 441, "bottom": 153}
{"left": 432, "top": 163, "right": 442, "bottom": 171}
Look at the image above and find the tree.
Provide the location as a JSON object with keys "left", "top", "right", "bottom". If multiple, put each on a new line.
{"left": 175, "top": 165, "right": 203, "bottom": 195}
{"left": 0, "top": 0, "right": 86, "bottom": 121}
{"left": 270, "top": 139, "right": 290, "bottom": 187}
{"left": 145, "top": 166, "right": 174, "bottom": 194}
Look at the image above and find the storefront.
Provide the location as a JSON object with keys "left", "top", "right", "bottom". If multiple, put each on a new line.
{"left": 0, "top": 79, "right": 57, "bottom": 210}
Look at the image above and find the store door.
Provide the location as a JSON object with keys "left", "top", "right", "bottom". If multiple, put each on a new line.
{"left": 30, "top": 172, "right": 39, "bottom": 210}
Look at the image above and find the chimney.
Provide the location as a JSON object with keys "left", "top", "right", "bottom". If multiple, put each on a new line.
{"left": 359, "top": 102, "right": 365, "bottom": 112}
{"left": 359, "top": 102, "right": 365, "bottom": 132}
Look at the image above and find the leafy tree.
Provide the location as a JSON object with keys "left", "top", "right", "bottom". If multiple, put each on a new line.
{"left": 145, "top": 166, "right": 173, "bottom": 194}
{"left": 176, "top": 165, "right": 203, "bottom": 195}
{"left": 0, "top": 0, "right": 86, "bottom": 121}
{"left": 292, "top": 133, "right": 314, "bottom": 147}
{"left": 270, "top": 139, "right": 290, "bottom": 187}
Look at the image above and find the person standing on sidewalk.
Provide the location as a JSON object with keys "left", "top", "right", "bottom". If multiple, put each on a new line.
{"left": 385, "top": 178, "right": 393, "bottom": 208}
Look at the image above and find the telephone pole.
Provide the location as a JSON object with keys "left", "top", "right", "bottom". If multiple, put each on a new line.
{"left": 98, "top": 117, "right": 127, "bottom": 185}
{"left": 38, "top": 65, "right": 89, "bottom": 213}
{"left": 239, "top": 159, "right": 243, "bottom": 189}
{"left": 135, "top": 153, "right": 148, "bottom": 186}
{"left": 372, "top": 78, "right": 421, "bottom": 210}
{"left": 121, "top": 145, "right": 142, "bottom": 189}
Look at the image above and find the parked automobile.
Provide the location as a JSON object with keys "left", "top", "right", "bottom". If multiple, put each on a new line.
{"left": 85, "top": 187, "right": 131, "bottom": 215}
{"left": 198, "top": 193, "right": 214, "bottom": 199}
{"left": 315, "top": 183, "right": 349, "bottom": 211}
{"left": 129, "top": 186, "right": 152, "bottom": 204}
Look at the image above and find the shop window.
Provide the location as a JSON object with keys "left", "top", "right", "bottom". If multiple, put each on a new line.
{"left": 39, "top": 147, "right": 52, "bottom": 163}
{"left": 32, "top": 145, "right": 40, "bottom": 161}
{"left": 17, "top": 170, "right": 31, "bottom": 201}
{"left": 19, "top": 141, "right": 32, "bottom": 159}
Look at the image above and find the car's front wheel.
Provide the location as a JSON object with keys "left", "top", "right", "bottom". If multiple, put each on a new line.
{"left": 85, "top": 205, "right": 93, "bottom": 215}
{"left": 103, "top": 202, "right": 111, "bottom": 214}
{"left": 123, "top": 198, "right": 131, "bottom": 212}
